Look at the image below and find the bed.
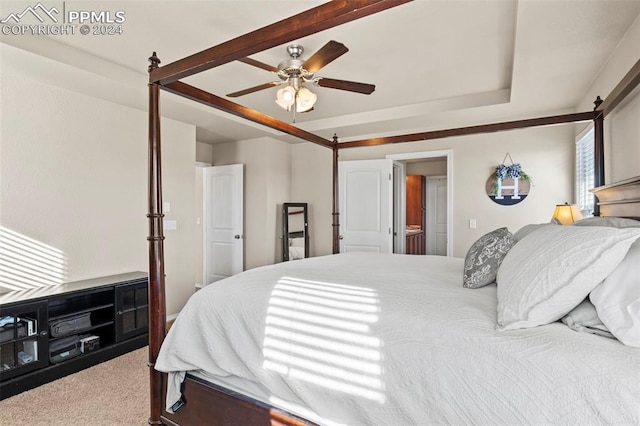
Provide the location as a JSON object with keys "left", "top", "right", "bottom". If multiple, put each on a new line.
{"left": 157, "top": 243, "right": 640, "bottom": 425}
{"left": 145, "top": 1, "right": 640, "bottom": 425}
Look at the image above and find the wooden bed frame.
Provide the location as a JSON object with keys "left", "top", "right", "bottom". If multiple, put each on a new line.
{"left": 146, "top": 1, "right": 640, "bottom": 424}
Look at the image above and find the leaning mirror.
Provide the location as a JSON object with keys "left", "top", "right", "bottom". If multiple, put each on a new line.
{"left": 282, "top": 202, "right": 309, "bottom": 261}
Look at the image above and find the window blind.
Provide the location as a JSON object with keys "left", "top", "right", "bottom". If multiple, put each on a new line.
{"left": 575, "top": 129, "right": 594, "bottom": 216}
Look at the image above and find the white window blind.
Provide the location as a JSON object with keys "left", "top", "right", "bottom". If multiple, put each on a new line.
{"left": 575, "top": 129, "right": 594, "bottom": 216}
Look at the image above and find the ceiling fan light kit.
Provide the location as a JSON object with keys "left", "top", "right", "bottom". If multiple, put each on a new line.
{"left": 229, "top": 40, "right": 375, "bottom": 120}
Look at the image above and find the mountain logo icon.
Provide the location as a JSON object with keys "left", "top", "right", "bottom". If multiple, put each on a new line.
{"left": 1, "top": 3, "right": 60, "bottom": 24}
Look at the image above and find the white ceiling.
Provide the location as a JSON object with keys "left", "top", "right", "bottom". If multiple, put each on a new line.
{"left": 2, "top": 0, "right": 639, "bottom": 145}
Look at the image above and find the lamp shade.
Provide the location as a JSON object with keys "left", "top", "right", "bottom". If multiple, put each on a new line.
{"left": 552, "top": 203, "right": 583, "bottom": 225}
{"left": 275, "top": 86, "right": 296, "bottom": 110}
{"left": 296, "top": 87, "right": 317, "bottom": 112}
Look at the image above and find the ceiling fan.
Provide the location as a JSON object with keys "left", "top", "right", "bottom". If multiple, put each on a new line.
{"left": 227, "top": 41, "right": 375, "bottom": 115}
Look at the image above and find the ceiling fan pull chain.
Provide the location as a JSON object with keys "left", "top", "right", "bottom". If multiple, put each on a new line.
{"left": 292, "top": 94, "right": 298, "bottom": 123}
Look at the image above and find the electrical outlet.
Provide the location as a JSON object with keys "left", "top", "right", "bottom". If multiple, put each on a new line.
{"left": 469, "top": 219, "right": 477, "bottom": 229}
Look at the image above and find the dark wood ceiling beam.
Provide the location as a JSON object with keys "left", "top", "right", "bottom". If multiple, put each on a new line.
{"left": 338, "top": 111, "right": 595, "bottom": 149}
{"left": 149, "top": 0, "right": 412, "bottom": 85}
{"left": 596, "top": 58, "right": 640, "bottom": 118}
{"left": 163, "top": 81, "right": 334, "bottom": 149}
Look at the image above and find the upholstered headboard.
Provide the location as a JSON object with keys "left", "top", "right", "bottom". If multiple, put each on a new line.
{"left": 592, "top": 175, "right": 640, "bottom": 219}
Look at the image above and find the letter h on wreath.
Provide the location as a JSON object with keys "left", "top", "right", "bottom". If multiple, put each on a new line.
{"left": 495, "top": 175, "right": 520, "bottom": 200}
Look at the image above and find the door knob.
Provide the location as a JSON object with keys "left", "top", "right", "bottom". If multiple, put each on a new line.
{"left": 339, "top": 235, "right": 344, "bottom": 240}
{"left": 234, "top": 234, "right": 243, "bottom": 239}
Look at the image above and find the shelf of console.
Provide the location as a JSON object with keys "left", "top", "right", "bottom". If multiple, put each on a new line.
{"left": 0, "top": 272, "right": 148, "bottom": 400}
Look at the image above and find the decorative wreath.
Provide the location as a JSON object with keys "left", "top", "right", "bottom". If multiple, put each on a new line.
{"left": 495, "top": 153, "right": 531, "bottom": 182}
{"left": 490, "top": 153, "right": 533, "bottom": 197}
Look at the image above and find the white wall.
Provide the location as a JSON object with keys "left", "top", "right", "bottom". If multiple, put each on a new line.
{"left": 293, "top": 125, "right": 575, "bottom": 258}
{"left": 0, "top": 72, "right": 196, "bottom": 317}
{"left": 212, "top": 137, "right": 291, "bottom": 269}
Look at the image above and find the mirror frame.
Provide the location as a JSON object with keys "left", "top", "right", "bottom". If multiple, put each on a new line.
{"left": 282, "top": 202, "right": 309, "bottom": 261}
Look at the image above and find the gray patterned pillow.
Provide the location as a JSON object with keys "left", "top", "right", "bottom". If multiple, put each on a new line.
{"left": 463, "top": 227, "right": 515, "bottom": 289}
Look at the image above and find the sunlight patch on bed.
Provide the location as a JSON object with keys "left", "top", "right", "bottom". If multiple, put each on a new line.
{"left": 263, "top": 277, "right": 385, "bottom": 403}
{"left": 0, "top": 227, "right": 68, "bottom": 292}
{"left": 269, "top": 297, "right": 378, "bottom": 323}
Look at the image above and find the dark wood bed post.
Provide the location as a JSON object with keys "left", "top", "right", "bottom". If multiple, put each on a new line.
{"left": 593, "top": 96, "right": 605, "bottom": 216}
{"left": 332, "top": 134, "right": 340, "bottom": 254}
{"left": 147, "top": 52, "right": 166, "bottom": 426}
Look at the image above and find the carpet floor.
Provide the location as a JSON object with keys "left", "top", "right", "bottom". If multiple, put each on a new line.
{"left": 0, "top": 347, "right": 149, "bottom": 425}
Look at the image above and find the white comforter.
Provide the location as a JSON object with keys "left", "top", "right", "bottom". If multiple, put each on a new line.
{"left": 156, "top": 253, "right": 640, "bottom": 425}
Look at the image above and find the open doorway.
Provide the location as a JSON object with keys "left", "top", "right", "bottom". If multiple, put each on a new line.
{"left": 387, "top": 150, "right": 453, "bottom": 257}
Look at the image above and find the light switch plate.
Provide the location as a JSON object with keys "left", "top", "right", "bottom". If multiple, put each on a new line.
{"left": 164, "top": 219, "right": 177, "bottom": 231}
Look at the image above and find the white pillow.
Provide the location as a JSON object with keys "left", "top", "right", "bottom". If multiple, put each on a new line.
{"left": 496, "top": 225, "right": 640, "bottom": 330}
{"left": 590, "top": 239, "right": 640, "bottom": 347}
{"left": 572, "top": 216, "right": 640, "bottom": 229}
{"left": 561, "top": 298, "right": 613, "bottom": 339}
{"left": 513, "top": 223, "right": 558, "bottom": 242}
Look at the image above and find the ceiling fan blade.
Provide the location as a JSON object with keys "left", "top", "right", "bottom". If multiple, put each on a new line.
{"left": 238, "top": 57, "right": 279, "bottom": 73}
{"left": 226, "top": 82, "right": 282, "bottom": 97}
{"left": 302, "top": 40, "right": 349, "bottom": 73}
{"left": 316, "top": 78, "right": 375, "bottom": 95}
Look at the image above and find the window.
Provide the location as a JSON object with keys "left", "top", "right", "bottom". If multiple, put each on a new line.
{"left": 575, "top": 128, "right": 594, "bottom": 217}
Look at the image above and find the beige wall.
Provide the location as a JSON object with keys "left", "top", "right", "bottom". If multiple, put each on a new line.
{"left": 293, "top": 125, "right": 575, "bottom": 258}
{"left": 212, "top": 137, "right": 291, "bottom": 269}
{"left": 291, "top": 143, "right": 334, "bottom": 257}
{"left": 406, "top": 159, "right": 447, "bottom": 176}
{"left": 577, "top": 14, "right": 640, "bottom": 183}
{"left": 606, "top": 90, "right": 640, "bottom": 182}
{"left": 0, "top": 73, "right": 196, "bottom": 317}
{"left": 196, "top": 142, "right": 214, "bottom": 164}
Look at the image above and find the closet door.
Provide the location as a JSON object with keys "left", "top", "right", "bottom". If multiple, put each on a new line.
{"left": 339, "top": 160, "right": 393, "bottom": 253}
{"left": 203, "top": 164, "right": 244, "bottom": 286}
{"left": 427, "top": 176, "right": 448, "bottom": 256}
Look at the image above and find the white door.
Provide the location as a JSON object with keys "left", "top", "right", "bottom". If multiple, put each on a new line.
{"left": 392, "top": 161, "right": 406, "bottom": 254}
{"left": 203, "top": 164, "right": 243, "bottom": 286}
{"left": 427, "top": 176, "right": 447, "bottom": 256}
{"left": 339, "top": 159, "right": 393, "bottom": 253}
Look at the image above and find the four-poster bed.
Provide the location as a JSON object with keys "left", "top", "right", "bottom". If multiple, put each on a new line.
{"left": 146, "top": 1, "right": 640, "bottom": 425}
